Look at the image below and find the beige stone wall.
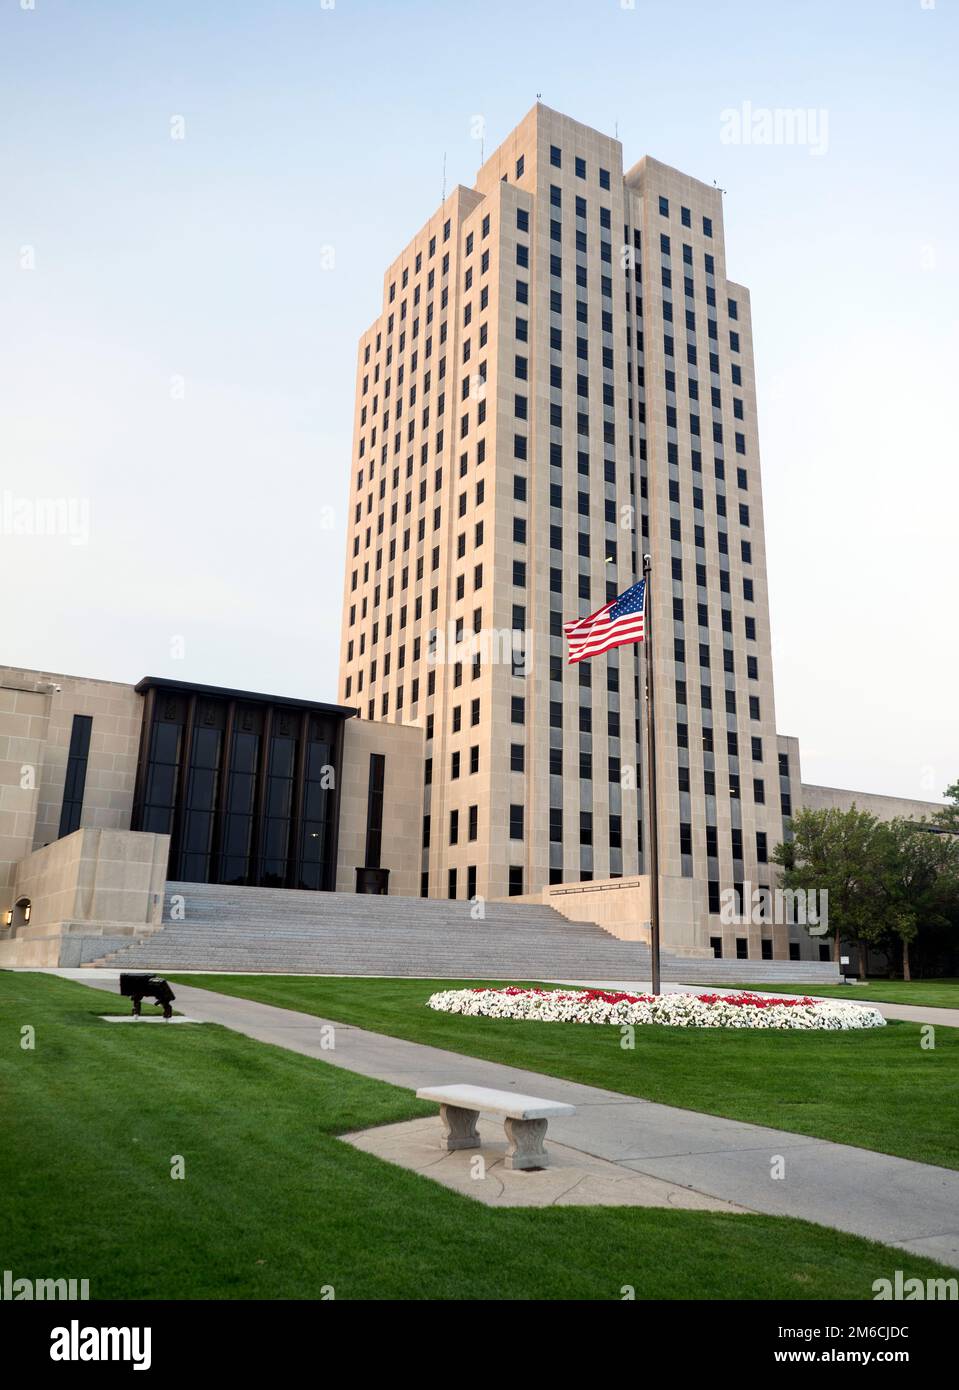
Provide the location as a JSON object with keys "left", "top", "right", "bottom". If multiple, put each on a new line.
{"left": 0, "top": 666, "right": 144, "bottom": 918}
{"left": 508, "top": 872, "right": 708, "bottom": 954}
{"left": 800, "top": 783, "right": 945, "bottom": 823}
{"left": 0, "top": 827, "right": 168, "bottom": 967}
{"left": 508, "top": 873, "right": 650, "bottom": 939}
{"left": 335, "top": 718, "right": 425, "bottom": 897}
{"left": 0, "top": 680, "right": 48, "bottom": 921}
{"left": 539, "top": 875, "right": 652, "bottom": 942}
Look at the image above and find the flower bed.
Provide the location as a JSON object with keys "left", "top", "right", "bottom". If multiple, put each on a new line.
{"left": 426, "top": 986, "right": 886, "bottom": 1031}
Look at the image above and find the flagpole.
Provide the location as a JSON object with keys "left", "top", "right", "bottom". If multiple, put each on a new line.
{"left": 643, "top": 553, "right": 662, "bottom": 996}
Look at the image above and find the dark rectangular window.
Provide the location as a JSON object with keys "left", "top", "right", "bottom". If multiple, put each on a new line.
{"left": 58, "top": 714, "right": 93, "bottom": 838}
{"left": 220, "top": 720, "right": 260, "bottom": 885}
{"left": 364, "top": 754, "right": 386, "bottom": 868}
{"left": 261, "top": 723, "right": 298, "bottom": 888}
{"left": 140, "top": 711, "right": 184, "bottom": 837}
{"left": 136, "top": 688, "right": 344, "bottom": 892}
{"left": 179, "top": 718, "right": 224, "bottom": 883}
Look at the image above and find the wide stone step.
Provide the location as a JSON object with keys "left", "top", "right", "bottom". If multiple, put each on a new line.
{"left": 85, "top": 879, "right": 841, "bottom": 983}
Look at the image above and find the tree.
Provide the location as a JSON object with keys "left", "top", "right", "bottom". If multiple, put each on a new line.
{"left": 773, "top": 807, "right": 959, "bottom": 979}
{"left": 933, "top": 780, "right": 959, "bottom": 834}
{"left": 772, "top": 807, "right": 895, "bottom": 976}
{"left": 880, "top": 820, "right": 959, "bottom": 979}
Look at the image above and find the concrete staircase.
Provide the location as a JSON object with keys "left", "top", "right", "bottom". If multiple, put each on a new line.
{"left": 87, "top": 881, "right": 842, "bottom": 984}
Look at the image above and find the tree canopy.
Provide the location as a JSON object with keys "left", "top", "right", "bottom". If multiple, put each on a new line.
{"left": 773, "top": 804, "right": 959, "bottom": 977}
{"left": 933, "top": 779, "right": 959, "bottom": 834}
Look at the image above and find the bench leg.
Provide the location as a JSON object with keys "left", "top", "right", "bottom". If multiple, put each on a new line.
{"left": 439, "top": 1103, "right": 481, "bottom": 1151}
{"left": 504, "top": 1116, "right": 550, "bottom": 1171}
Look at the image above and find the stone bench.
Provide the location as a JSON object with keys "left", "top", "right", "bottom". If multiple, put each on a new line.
{"left": 415, "top": 1083, "right": 576, "bottom": 1171}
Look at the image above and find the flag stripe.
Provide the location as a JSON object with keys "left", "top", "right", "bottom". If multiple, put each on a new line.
{"left": 564, "top": 580, "right": 646, "bottom": 663}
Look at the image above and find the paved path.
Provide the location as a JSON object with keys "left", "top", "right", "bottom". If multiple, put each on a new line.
{"left": 61, "top": 968, "right": 959, "bottom": 1267}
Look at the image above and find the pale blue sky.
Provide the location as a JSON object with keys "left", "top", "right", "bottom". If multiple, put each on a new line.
{"left": 2, "top": 0, "right": 957, "bottom": 801}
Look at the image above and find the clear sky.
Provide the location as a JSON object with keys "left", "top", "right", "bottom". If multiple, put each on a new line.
{"left": 2, "top": 0, "right": 956, "bottom": 804}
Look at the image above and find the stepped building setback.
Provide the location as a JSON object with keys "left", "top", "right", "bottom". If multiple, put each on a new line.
{"left": 336, "top": 104, "right": 942, "bottom": 963}
{"left": 1, "top": 112, "right": 943, "bottom": 974}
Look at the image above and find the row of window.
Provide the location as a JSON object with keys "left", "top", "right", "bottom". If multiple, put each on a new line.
{"left": 710, "top": 938, "right": 832, "bottom": 963}
{"left": 436, "top": 865, "right": 526, "bottom": 899}
{"left": 434, "top": 849, "right": 795, "bottom": 904}
{"left": 548, "top": 144, "right": 612, "bottom": 189}
{"left": 658, "top": 194, "right": 713, "bottom": 239}
{"left": 382, "top": 207, "right": 491, "bottom": 307}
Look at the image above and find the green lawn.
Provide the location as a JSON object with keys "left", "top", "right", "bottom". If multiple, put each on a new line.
{"left": 721, "top": 980, "right": 959, "bottom": 1010}
{"left": 171, "top": 974, "right": 959, "bottom": 1171}
{"left": 2, "top": 971, "right": 955, "bottom": 1301}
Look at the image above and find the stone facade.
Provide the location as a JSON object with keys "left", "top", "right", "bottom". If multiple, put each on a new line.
{"left": 0, "top": 666, "right": 141, "bottom": 923}
{"left": 0, "top": 828, "right": 169, "bottom": 967}
{"left": 0, "top": 665, "right": 426, "bottom": 964}
{"left": 799, "top": 784, "right": 944, "bottom": 823}
{"left": 335, "top": 717, "right": 426, "bottom": 898}
{"left": 336, "top": 104, "right": 803, "bottom": 957}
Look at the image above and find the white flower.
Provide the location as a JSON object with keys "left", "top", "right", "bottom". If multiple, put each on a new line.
{"left": 426, "top": 987, "right": 886, "bottom": 1031}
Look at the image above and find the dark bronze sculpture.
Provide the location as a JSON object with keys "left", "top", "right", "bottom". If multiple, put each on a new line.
{"left": 119, "top": 973, "right": 175, "bottom": 1020}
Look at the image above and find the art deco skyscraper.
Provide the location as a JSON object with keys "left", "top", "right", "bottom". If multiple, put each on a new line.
{"left": 339, "top": 105, "right": 797, "bottom": 958}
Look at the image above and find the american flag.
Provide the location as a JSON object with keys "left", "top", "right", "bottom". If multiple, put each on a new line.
{"left": 564, "top": 579, "right": 646, "bottom": 664}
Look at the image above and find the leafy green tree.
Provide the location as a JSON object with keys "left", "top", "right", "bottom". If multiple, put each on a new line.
{"left": 933, "top": 780, "right": 959, "bottom": 834}
{"left": 773, "top": 807, "right": 959, "bottom": 978}
{"left": 880, "top": 820, "right": 959, "bottom": 979}
{"left": 772, "top": 807, "right": 894, "bottom": 975}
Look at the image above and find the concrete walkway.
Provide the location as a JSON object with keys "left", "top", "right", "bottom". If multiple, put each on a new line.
{"left": 60, "top": 968, "right": 959, "bottom": 1267}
